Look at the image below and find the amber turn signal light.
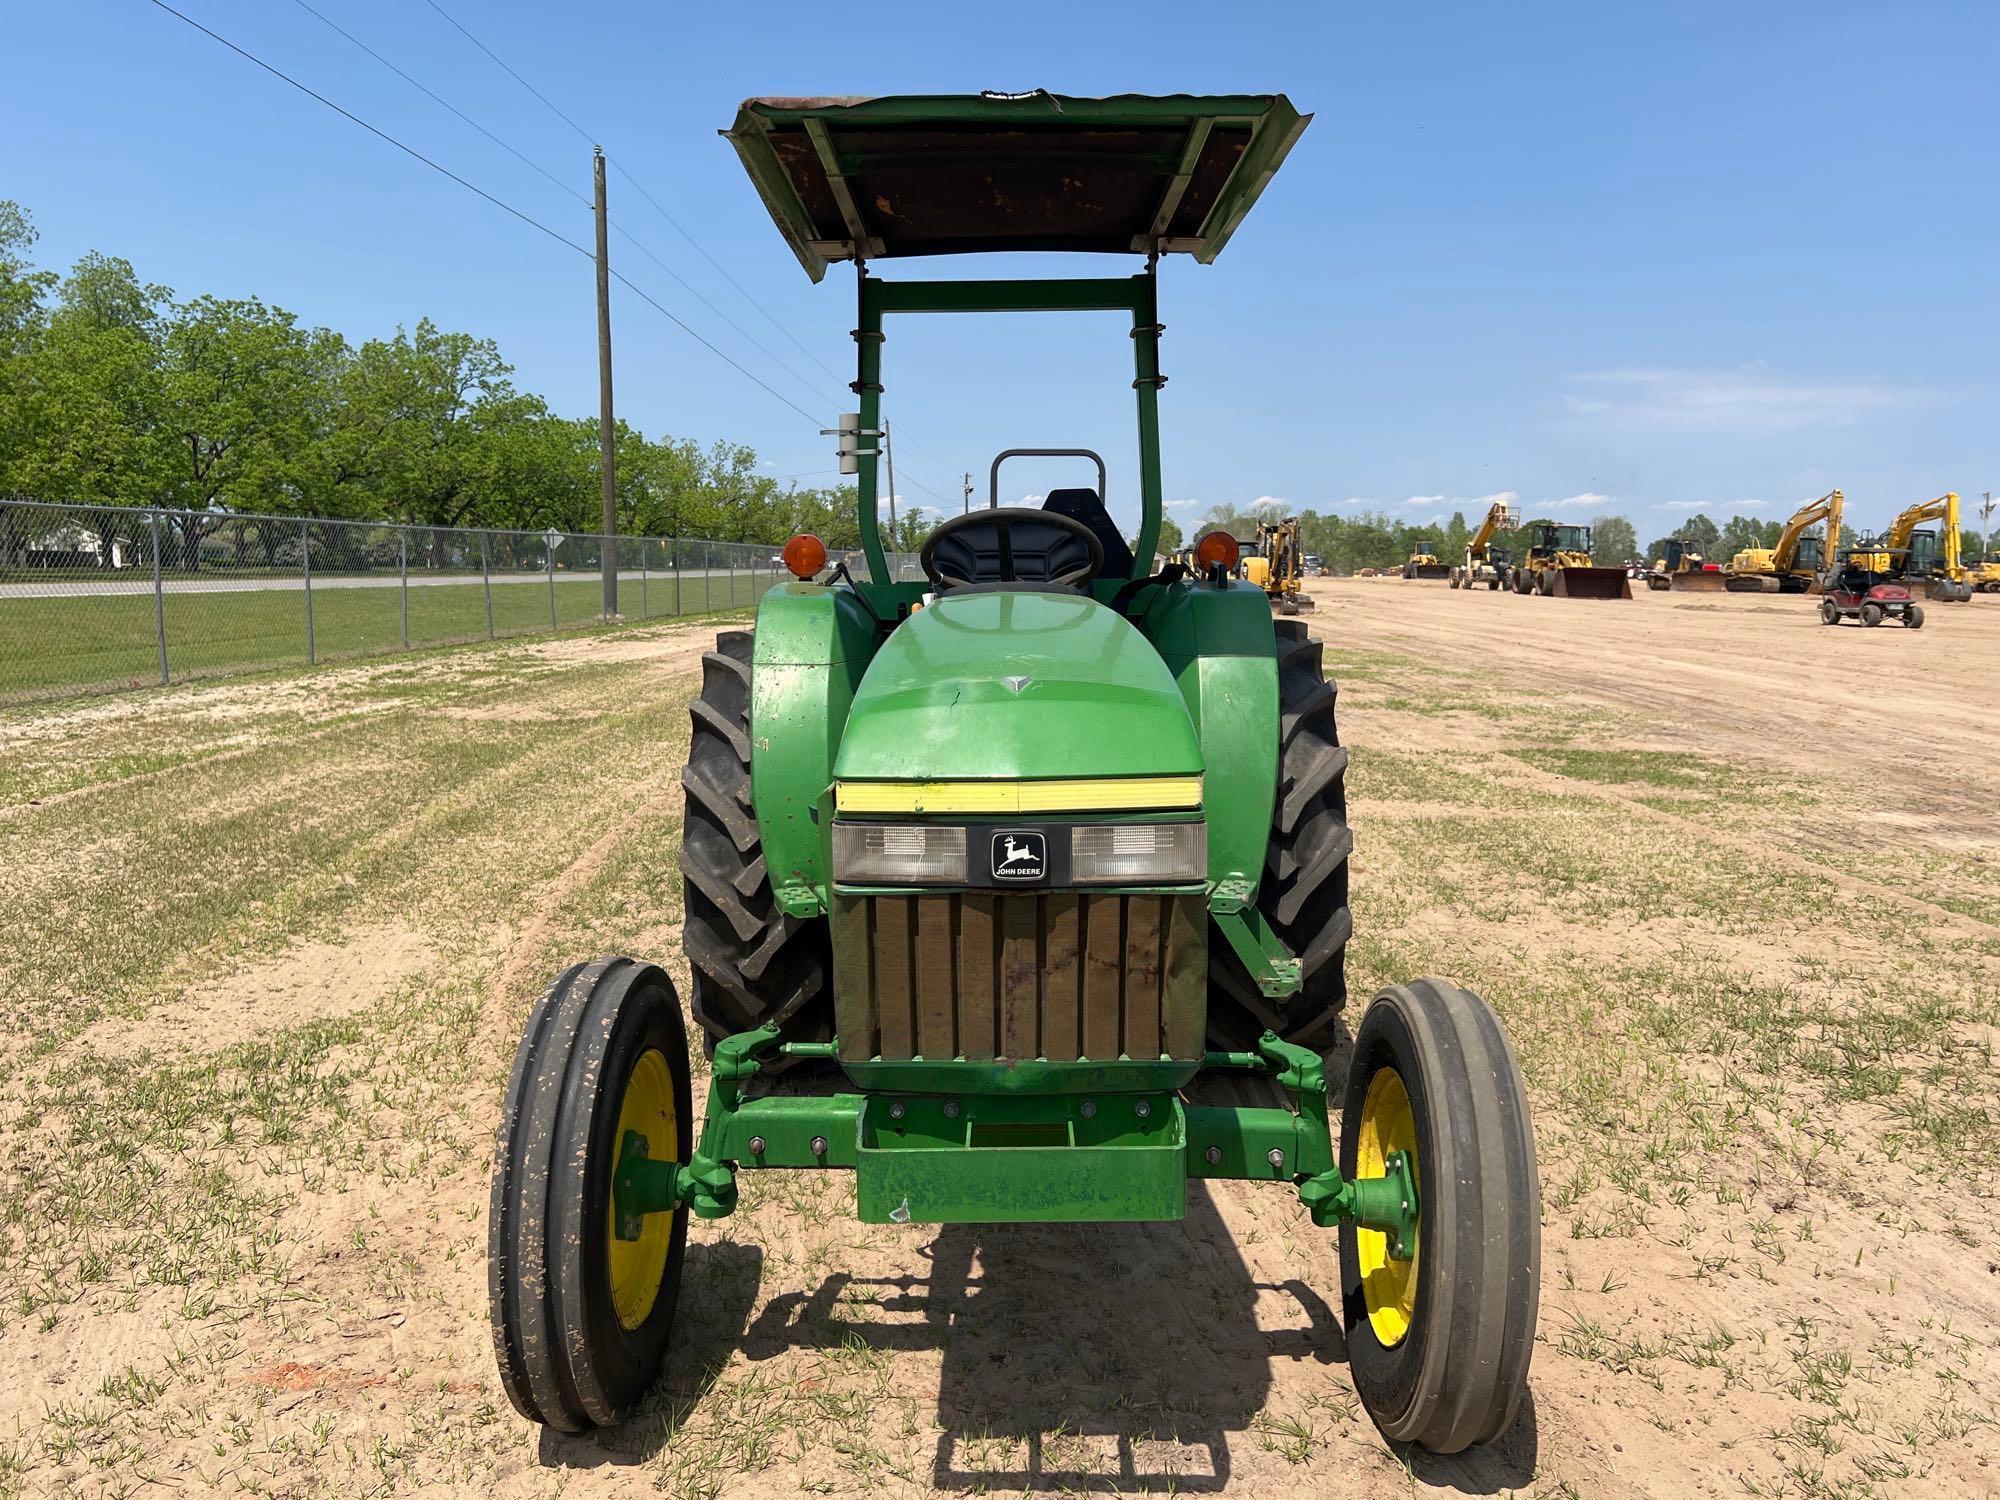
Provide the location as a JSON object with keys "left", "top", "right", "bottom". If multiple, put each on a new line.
{"left": 782, "top": 533, "right": 828, "bottom": 579}
{"left": 1194, "top": 530, "right": 1239, "bottom": 573}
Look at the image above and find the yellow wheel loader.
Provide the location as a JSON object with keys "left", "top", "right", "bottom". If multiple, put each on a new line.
{"left": 1509, "top": 522, "right": 1631, "bottom": 599}
{"left": 1402, "top": 545, "right": 1451, "bottom": 581}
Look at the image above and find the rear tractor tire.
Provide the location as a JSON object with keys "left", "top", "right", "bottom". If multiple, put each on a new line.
{"left": 1209, "top": 618, "right": 1352, "bottom": 1052}
{"left": 490, "top": 959, "right": 692, "bottom": 1432}
{"left": 1341, "top": 978, "right": 1540, "bottom": 1454}
{"left": 680, "top": 630, "right": 832, "bottom": 1051}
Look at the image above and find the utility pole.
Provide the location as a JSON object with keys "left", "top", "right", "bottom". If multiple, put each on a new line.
{"left": 883, "top": 421, "right": 899, "bottom": 548}
{"left": 1982, "top": 491, "right": 1995, "bottom": 561}
{"left": 962, "top": 470, "right": 973, "bottom": 515}
{"left": 594, "top": 147, "right": 618, "bottom": 618}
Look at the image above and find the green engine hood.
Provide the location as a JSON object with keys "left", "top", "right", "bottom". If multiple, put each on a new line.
{"left": 833, "top": 591, "right": 1201, "bottom": 782}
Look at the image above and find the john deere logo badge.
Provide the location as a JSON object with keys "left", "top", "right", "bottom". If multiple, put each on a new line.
{"left": 992, "top": 831, "right": 1046, "bottom": 881}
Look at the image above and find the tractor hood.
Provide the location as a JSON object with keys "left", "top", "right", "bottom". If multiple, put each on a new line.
{"left": 833, "top": 590, "right": 1201, "bottom": 784}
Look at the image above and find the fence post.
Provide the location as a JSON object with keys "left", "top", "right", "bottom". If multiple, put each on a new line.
{"left": 399, "top": 529, "right": 410, "bottom": 648}
{"left": 673, "top": 537, "right": 681, "bottom": 616}
{"left": 729, "top": 549, "right": 737, "bottom": 608}
{"left": 481, "top": 531, "right": 494, "bottom": 639}
{"left": 301, "top": 518, "right": 315, "bottom": 665}
{"left": 641, "top": 538, "right": 649, "bottom": 620}
{"left": 547, "top": 537, "right": 558, "bottom": 630}
{"left": 149, "top": 508, "right": 168, "bottom": 684}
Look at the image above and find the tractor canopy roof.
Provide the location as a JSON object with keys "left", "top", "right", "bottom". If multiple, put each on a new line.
{"left": 724, "top": 91, "right": 1309, "bottom": 281}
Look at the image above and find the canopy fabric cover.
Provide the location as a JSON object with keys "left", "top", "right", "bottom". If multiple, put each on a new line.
{"left": 723, "top": 92, "right": 1309, "bottom": 281}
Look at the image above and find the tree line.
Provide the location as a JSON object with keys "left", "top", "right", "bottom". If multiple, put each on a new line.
{"left": 0, "top": 200, "right": 924, "bottom": 564}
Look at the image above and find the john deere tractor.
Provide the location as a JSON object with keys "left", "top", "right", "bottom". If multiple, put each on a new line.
{"left": 489, "top": 92, "right": 1540, "bottom": 1456}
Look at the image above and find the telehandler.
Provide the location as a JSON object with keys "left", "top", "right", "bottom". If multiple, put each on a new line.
{"left": 1448, "top": 499, "right": 1518, "bottom": 590}
{"left": 488, "top": 92, "right": 1538, "bottom": 1457}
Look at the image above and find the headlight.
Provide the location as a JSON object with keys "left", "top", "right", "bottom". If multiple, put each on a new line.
{"left": 832, "top": 823, "right": 967, "bottom": 885}
{"left": 1071, "top": 823, "right": 1205, "bottom": 884}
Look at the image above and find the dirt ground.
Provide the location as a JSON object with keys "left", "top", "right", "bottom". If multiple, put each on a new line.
{"left": 1, "top": 584, "right": 1996, "bottom": 1498}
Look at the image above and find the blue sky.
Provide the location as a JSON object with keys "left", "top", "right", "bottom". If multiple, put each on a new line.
{"left": 7, "top": 1, "right": 1996, "bottom": 538}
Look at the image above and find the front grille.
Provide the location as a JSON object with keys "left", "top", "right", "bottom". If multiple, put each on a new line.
{"left": 830, "top": 893, "right": 1207, "bottom": 1064}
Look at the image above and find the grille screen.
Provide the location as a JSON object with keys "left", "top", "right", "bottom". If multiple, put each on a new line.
{"left": 831, "top": 893, "right": 1207, "bottom": 1063}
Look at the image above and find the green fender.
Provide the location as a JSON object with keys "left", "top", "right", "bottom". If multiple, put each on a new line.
{"left": 1134, "top": 581, "right": 1280, "bottom": 899}
{"left": 748, "top": 583, "right": 881, "bottom": 918}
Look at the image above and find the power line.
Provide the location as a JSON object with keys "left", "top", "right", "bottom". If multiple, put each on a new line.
{"left": 143, "top": 0, "right": 827, "bottom": 429}
{"left": 287, "top": 0, "right": 840, "bottom": 415}
{"left": 416, "top": 1, "right": 956, "bottom": 475}
{"left": 420, "top": 0, "right": 593, "bottom": 148}
{"left": 606, "top": 157, "right": 848, "bottom": 390}
{"left": 287, "top": 0, "right": 587, "bottom": 209}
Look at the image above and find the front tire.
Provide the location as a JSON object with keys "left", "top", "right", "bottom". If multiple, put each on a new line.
{"left": 489, "top": 959, "right": 692, "bottom": 1431}
{"left": 1209, "top": 619, "right": 1351, "bottom": 1051}
{"left": 1862, "top": 603, "right": 1884, "bottom": 627}
{"left": 1907, "top": 604, "right": 1925, "bottom": 629}
{"left": 1820, "top": 599, "right": 1839, "bottom": 625}
{"left": 1340, "top": 979, "right": 1540, "bottom": 1454}
{"left": 680, "top": 630, "right": 831, "bottom": 1049}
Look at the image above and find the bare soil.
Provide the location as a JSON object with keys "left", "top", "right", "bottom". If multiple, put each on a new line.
{"left": 2, "top": 592, "right": 1995, "bottom": 1499}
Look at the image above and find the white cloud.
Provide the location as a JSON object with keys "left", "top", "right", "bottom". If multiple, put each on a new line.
{"left": 1163, "top": 498, "right": 1200, "bottom": 510}
{"left": 1472, "top": 490, "right": 1519, "bottom": 507}
{"left": 1015, "top": 492, "right": 1045, "bottom": 506}
{"left": 1547, "top": 492, "right": 1614, "bottom": 511}
{"left": 1249, "top": 496, "right": 1289, "bottom": 510}
{"left": 1560, "top": 365, "right": 1936, "bottom": 431}
{"left": 1401, "top": 494, "right": 1446, "bottom": 508}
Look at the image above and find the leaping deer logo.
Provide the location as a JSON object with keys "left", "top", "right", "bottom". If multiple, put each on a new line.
{"left": 998, "top": 836, "right": 1035, "bottom": 869}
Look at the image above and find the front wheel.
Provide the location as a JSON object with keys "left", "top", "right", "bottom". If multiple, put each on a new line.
{"left": 489, "top": 958, "right": 692, "bottom": 1431}
{"left": 1907, "top": 604, "right": 1925, "bottom": 629}
{"left": 1862, "top": 603, "right": 1884, "bottom": 627}
{"left": 1820, "top": 599, "right": 1839, "bottom": 626}
{"left": 1340, "top": 979, "right": 1540, "bottom": 1454}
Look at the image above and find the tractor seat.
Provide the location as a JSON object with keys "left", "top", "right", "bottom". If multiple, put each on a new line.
{"left": 920, "top": 507, "right": 1103, "bottom": 591}
{"left": 1041, "top": 489, "right": 1134, "bottom": 577}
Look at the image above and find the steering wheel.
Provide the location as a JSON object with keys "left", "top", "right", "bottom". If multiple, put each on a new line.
{"left": 918, "top": 507, "right": 1104, "bottom": 592}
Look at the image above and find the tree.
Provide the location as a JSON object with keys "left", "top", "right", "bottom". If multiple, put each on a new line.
{"left": 1590, "top": 514, "right": 1637, "bottom": 564}
{"left": 1442, "top": 509, "right": 1470, "bottom": 563}
{"left": 1716, "top": 513, "right": 1766, "bottom": 562}
{"left": 1676, "top": 512, "right": 1721, "bottom": 557}
{"left": 1155, "top": 514, "right": 1184, "bottom": 555}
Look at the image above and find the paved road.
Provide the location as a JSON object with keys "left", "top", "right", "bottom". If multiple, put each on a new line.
{"left": 0, "top": 566, "right": 784, "bottom": 600}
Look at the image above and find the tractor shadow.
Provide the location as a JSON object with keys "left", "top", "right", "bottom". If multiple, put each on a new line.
{"left": 732, "top": 1183, "right": 1367, "bottom": 1494}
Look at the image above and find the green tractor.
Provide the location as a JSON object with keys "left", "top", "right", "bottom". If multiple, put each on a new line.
{"left": 489, "top": 92, "right": 1540, "bottom": 1456}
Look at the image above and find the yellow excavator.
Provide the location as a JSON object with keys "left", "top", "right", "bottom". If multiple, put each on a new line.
{"left": 1509, "top": 521, "right": 1632, "bottom": 599}
{"left": 1448, "top": 500, "right": 1519, "bottom": 590}
{"left": 1253, "top": 516, "right": 1316, "bottom": 613}
{"left": 1879, "top": 492, "right": 1971, "bottom": 602}
{"left": 1723, "top": 489, "right": 1842, "bottom": 594}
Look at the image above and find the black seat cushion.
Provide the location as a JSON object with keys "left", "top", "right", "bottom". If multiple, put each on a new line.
{"left": 925, "top": 509, "right": 1099, "bottom": 588}
{"left": 1042, "top": 489, "right": 1134, "bottom": 577}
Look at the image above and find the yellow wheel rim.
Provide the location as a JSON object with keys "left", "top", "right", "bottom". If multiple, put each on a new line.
{"left": 1356, "top": 1066, "right": 1420, "bottom": 1348}
{"left": 606, "top": 1048, "right": 678, "bottom": 1331}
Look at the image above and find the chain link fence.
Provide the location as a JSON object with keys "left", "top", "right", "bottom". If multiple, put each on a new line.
{"left": 0, "top": 498, "right": 916, "bottom": 706}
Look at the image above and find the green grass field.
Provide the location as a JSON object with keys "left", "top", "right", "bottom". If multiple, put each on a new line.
{"left": 0, "top": 571, "right": 776, "bottom": 701}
